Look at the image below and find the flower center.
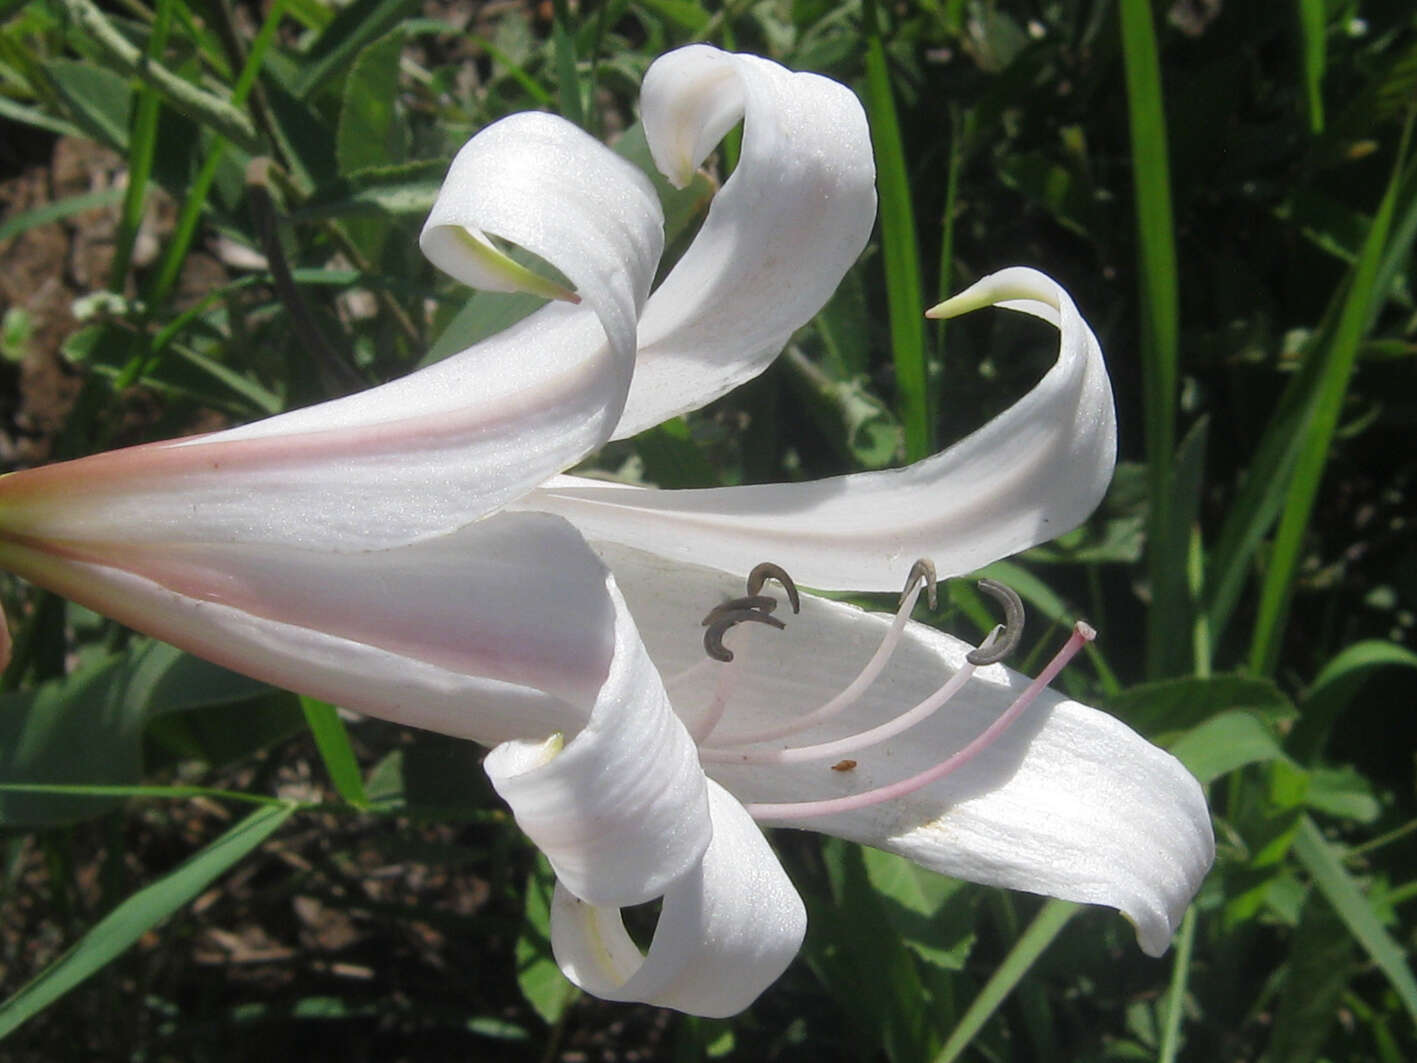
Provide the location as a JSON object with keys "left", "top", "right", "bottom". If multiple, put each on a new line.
{"left": 691, "top": 560, "right": 1096, "bottom": 822}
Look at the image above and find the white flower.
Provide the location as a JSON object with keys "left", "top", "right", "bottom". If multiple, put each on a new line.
{"left": 0, "top": 45, "right": 1212, "bottom": 1016}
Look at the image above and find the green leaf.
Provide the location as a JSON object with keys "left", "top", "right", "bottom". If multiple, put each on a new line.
{"left": 299, "top": 697, "right": 368, "bottom": 807}
{"left": 1249, "top": 132, "right": 1408, "bottom": 674}
{"left": 0, "top": 187, "right": 125, "bottom": 244}
{"left": 1304, "top": 766, "right": 1380, "bottom": 824}
{"left": 336, "top": 30, "right": 406, "bottom": 175}
{"left": 1118, "top": 0, "right": 1181, "bottom": 680}
{"left": 862, "top": 4, "right": 930, "bottom": 463}
{"left": 1290, "top": 639, "right": 1417, "bottom": 762}
{"left": 1105, "top": 673, "right": 1296, "bottom": 742}
{"left": 0, "top": 802, "right": 295, "bottom": 1039}
{"left": 1296, "top": 0, "right": 1327, "bottom": 134}
{"left": 42, "top": 57, "right": 132, "bottom": 150}
{"left": 933, "top": 899, "right": 1078, "bottom": 1063}
{"left": 0, "top": 641, "right": 276, "bottom": 826}
{"left": 1153, "top": 417, "right": 1210, "bottom": 677}
{"left": 1292, "top": 815, "right": 1417, "bottom": 1027}
{"left": 294, "top": 0, "right": 419, "bottom": 99}
{"left": 1168, "top": 710, "right": 1294, "bottom": 785}
{"left": 808, "top": 840, "right": 942, "bottom": 1062}
{"left": 860, "top": 847, "right": 976, "bottom": 972}
{"left": 515, "top": 856, "right": 578, "bottom": 1025}
{"left": 1268, "top": 888, "right": 1352, "bottom": 1063}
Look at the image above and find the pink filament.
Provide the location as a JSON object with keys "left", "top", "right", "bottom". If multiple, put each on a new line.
{"left": 699, "top": 656, "right": 981, "bottom": 765}
{"left": 744, "top": 622, "right": 1096, "bottom": 822}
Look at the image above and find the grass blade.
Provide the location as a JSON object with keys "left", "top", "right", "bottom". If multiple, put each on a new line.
{"left": 863, "top": 0, "right": 930, "bottom": 462}
{"left": 1248, "top": 132, "right": 1407, "bottom": 674}
{"left": 1158, "top": 906, "right": 1198, "bottom": 1063}
{"left": 1297, "top": 0, "right": 1326, "bottom": 133}
{"left": 932, "top": 899, "right": 1078, "bottom": 1063}
{"left": 300, "top": 696, "right": 368, "bottom": 807}
{"left": 1293, "top": 815, "right": 1417, "bottom": 1025}
{"left": 550, "top": 0, "right": 584, "bottom": 127}
{"left": 1118, "top": 0, "right": 1182, "bottom": 678}
{"left": 108, "top": 0, "right": 174, "bottom": 290}
{"left": 0, "top": 803, "right": 295, "bottom": 1039}
{"left": 0, "top": 187, "right": 125, "bottom": 243}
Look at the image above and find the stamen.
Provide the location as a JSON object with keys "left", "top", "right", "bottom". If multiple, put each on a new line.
{"left": 966, "top": 579, "right": 1025, "bottom": 665}
{"left": 746, "top": 562, "right": 800, "bottom": 614}
{"left": 699, "top": 649, "right": 983, "bottom": 765}
{"left": 904, "top": 558, "right": 937, "bottom": 611}
{"left": 702, "top": 607, "right": 785, "bottom": 663}
{"left": 702, "top": 594, "right": 779, "bottom": 626}
{"left": 703, "top": 559, "right": 937, "bottom": 747}
{"left": 742, "top": 621, "right": 1097, "bottom": 821}
{"left": 689, "top": 635, "right": 749, "bottom": 743}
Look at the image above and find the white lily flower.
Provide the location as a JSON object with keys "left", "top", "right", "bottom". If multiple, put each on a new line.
{"left": 0, "top": 45, "right": 1212, "bottom": 1017}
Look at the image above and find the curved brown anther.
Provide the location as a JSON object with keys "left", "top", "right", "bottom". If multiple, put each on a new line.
{"left": 703, "top": 608, "right": 788, "bottom": 662}
{"left": 745, "top": 562, "right": 800, "bottom": 614}
{"left": 701, "top": 595, "right": 778, "bottom": 627}
{"left": 902, "top": 558, "right": 938, "bottom": 611}
{"left": 967, "top": 579, "right": 1025, "bottom": 666}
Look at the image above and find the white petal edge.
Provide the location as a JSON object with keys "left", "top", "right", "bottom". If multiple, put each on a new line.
{"left": 550, "top": 780, "right": 806, "bottom": 1017}
{"left": 485, "top": 575, "right": 711, "bottom": 908}
{"left": 526, "top": 267, "right": 1117, "bottom": 590}
{"left": 0, "top": 114, "right": 665, "bottom": 553}
{"left": 599, "top": 544, "right": 1214, "bottom": 956}
{"left": 611, "top": 45, "right": 876, "bottom": 438}
{"left": 0, "top": 513, "right": 619, "bottom": 747}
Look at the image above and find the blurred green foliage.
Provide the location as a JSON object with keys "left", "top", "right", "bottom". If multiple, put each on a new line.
{"left": 0, "top": 0, "right": 1414, "bottom": 1059}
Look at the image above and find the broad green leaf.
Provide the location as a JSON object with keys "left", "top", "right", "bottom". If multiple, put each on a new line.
{"left": 1293, "top": 815, "right": 1417, "bottom": 1026}
{"left": 861, "top": 847, "right": 976, "bottom": 972}
{"left": 294, "top": 0, "right": 419, "bottom": 99}
{"left": 1168, "top": 710, "right": 1294, "bottom": 784}
{"left": 809, "top": 839, "right": 942, "bottom": 1062}
{"left": 0, "top": 803, "right": 295, "bottom": 1039}
{"left": 1290, "top": 639, "right": 1417, "bottom": 762}
{"left": 1105, "top": 673, "right": 1296, "bottom": 741}
{"left": 336, "top": 30, "right": 407, "bottom": 176}
{"left": 42, "top": 58, "right": 132, "bottom": 149}
{"left": 0, "top": 640, "right": 275, "bottom": 825}
{"left": 1304, "top": 766, "right": 1380, "bottom": 823}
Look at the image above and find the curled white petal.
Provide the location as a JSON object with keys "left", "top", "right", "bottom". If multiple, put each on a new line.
{"left": 602, "top": 545, "right": 1213, "bottom": 955}
{"left": 550, "top": 780, "right": 806, "bottom": 1017}
{"left": 529, "top": 268, "right": 1116, "bottom": 590}
{"left": 612, "top": 45, "right": 877, "bottom": 438}
{"left": 485, "top": 577, "right": 711, "bottom": 908}
{"left": 0, "top": 115, "right": 665, "bottom": 553}
{"left": 420, "top": 111, "right": 663, "bottom": 368}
